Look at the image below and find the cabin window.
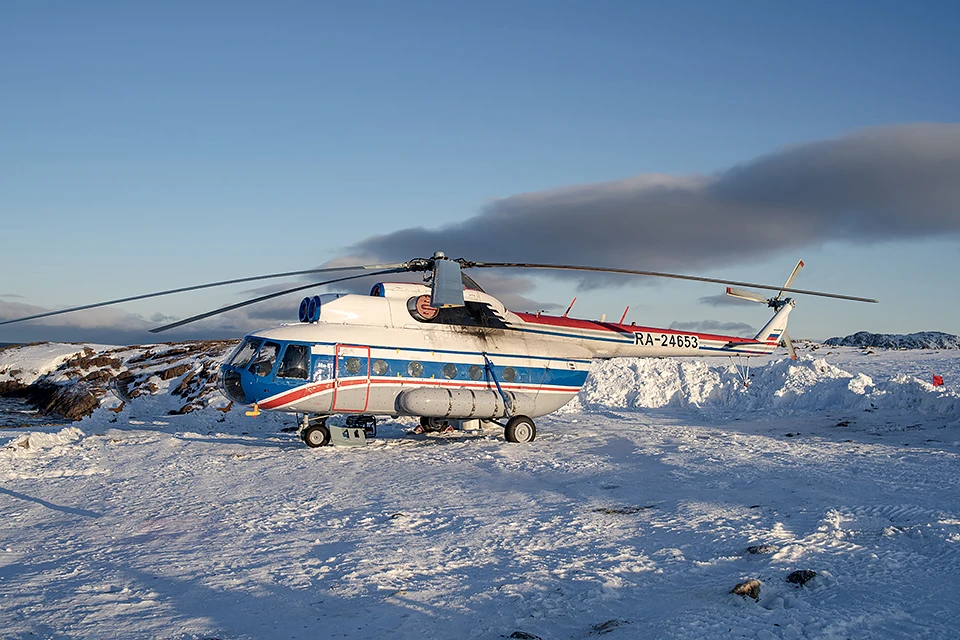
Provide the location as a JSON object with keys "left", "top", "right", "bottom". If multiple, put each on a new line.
{"left": 443, "top": 363, "right": 458, "bottom": 379}
{"left": 372, "top": 359, "right": 389, "bottom": 376}
{"left": 230, "top": 338, "right": 262, "bottom": 368}
{"left": 343, "top": 357, "right": 362, "bottom": 375}
{"left": 277, "top": 344, "right": 309, "bottom": 379}
{"left": 408, "top": 361, "right": 423, "bottom": 377}
{"left": 468, "top": 365, "right": 483, "bottom": 380}
{"left": 249, "top": 341, "right": 280, "bottom": 377}
{"left": 502, "top": 366, "right": 517, "bottom": 382}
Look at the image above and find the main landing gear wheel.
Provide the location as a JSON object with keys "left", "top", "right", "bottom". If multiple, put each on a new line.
{"left": 504, "top": 415, "right": 536, "bottom": 443}
{"left": 302, "top": 420, "right": 331, "bottom": 448}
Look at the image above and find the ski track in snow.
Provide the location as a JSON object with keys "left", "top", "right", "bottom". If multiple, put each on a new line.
{"left": 1, "top": 346, "right": 960, "bottom": 639}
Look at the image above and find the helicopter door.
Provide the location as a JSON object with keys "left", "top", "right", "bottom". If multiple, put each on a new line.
{"left": 332, "top": 344, "right": 371, "bottom": 412}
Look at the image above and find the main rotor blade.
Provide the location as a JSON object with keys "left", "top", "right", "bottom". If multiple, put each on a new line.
{"left": 0, "top": 262, "right": 408, "bottom": 327}
{"left": 465, "top": 262, "right": 879, "bottom": 304}
{"left": 149, "top": 268, "right": 406, "bottom": 333}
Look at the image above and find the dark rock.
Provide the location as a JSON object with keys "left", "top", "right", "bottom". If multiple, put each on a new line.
{"left": 592, "top": 505, "right": 655, "bottom": 515}
{"left": 0, "top": 380, "right": 27, "bottom": 396}
{"left": 786, "top": 570, "right": 817, "bottom": 586}
{"left": 158, "top": 364, "right": 192, "bottom": 380}
{"left": 732, "top": 579, "right": 761, "bottom": 600}
{"left": 80, "top": 370, "right": 113, "bottom": 384}
{"left": 23, "top": 384, "right": 99, "bottom": 421}
{"left": 591, "top": 619, "right": 627, "bottom": 635}
{"left": 746, "top": 544, "right": 778, "bottom": 555}
{"left": 824, "top": 331, "right": 960, "bottom": 350}
{"left": 508, "top": 632, "right": 542, "bottom": 640}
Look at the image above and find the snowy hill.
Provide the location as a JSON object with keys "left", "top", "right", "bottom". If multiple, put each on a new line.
{"left": 824, "top": 330, "right": 960, "bottom": 349}
{"left": 2, "top": 343, "right": 960, "bottom": 638}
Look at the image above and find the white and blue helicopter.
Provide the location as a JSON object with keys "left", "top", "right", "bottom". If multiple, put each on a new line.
{"left": 2, "top": 253, "right": 876, "bottom": 446}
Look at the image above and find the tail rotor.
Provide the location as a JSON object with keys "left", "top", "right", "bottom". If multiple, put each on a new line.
{"left": 726, "top": 260, "right": 805, "bottom": 360}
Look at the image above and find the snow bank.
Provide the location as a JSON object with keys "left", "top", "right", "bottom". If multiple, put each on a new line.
{"left": 4, "top": 426, "right": 84, "bottom": 453}
{"left": 0, "top": 343, "right": 97, "bottom": 386}
{"left": 567, "top": 353, "right": 960, "bottom": 420}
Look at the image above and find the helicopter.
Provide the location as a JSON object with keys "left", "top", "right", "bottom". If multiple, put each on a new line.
{"left": 1, "top": 253, "right": 877, "bottom": 446}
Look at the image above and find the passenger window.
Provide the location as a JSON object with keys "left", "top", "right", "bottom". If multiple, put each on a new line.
{"left": 443, "top": 363, "right": 458, "bottom": 379}
{"left": 468, "top": 365, "right": 483, "bottom": 380}
{"left": 408, "top": 361, "right": 423, "bottom": 377}
{"left": 277, "top": 344, "right": 309, "bottom": 379}
{"left": 372, "top": 359, "right": 389, "bottom": 376}
{"left": 249, "top": 342, "right": 280, "bottom": 377}
{"left": 343, "top": 357, "right": 362, "bottom": 375}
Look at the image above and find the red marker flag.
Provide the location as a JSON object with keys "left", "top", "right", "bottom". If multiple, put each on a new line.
{"left": 933, "top": 375, "right": 944, "bottom": 387}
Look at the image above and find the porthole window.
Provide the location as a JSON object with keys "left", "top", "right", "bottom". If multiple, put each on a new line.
{"left": 468, "top": 365, "right": 483, "bottom": 381}
{"left": 443, "top": 363, "right": 458, "bottom": 379}
{"left": 502, "top": 366, "right": 517, "bottom": 382}
{"left": 344, "top": 357, "right": 362, "bottom": 375}
{"left": 408, "top": 361, "right": 423, "bottom": 377}
{"left": 372, "top": 359, "right": 389, "bottom": 376}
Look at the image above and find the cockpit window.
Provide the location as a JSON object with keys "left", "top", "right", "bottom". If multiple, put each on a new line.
{"left": 229, "top": 338, "right": 263, "bottom": 368}
{"left": 277, "top": 344, "right": 309, "bottom": 379}
{"left": 248, "top": 341, "right": 280, "bottom": 377}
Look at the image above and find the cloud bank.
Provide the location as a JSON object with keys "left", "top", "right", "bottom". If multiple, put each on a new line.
{"left": 351, "top": 124, "right": 960, "bottom": 274}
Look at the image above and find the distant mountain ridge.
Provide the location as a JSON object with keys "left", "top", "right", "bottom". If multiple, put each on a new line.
{"left": 824, "top": 331, "right": 960, "bottom": 349}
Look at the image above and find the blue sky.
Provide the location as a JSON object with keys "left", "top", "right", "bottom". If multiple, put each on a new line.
{"left": 1, "top": 1, "right": 959, "bottom": 344}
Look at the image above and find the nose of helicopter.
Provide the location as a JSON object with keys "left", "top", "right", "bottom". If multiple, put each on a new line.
{"left": 218, "top": 365, "right": 250, "bottom": 405}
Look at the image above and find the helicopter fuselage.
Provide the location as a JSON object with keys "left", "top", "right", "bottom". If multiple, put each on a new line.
{"left": 217, "top": 282, "right": 788, "bottom": 421}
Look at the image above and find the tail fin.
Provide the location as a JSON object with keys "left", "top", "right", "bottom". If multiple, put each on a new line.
{"left": 754, "top": 299, "right": 797, "bottom": 358}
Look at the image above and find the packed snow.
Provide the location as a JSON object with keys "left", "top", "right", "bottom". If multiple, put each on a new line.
{"left": 2, "top": 343, "right": 959, "bottom": 639}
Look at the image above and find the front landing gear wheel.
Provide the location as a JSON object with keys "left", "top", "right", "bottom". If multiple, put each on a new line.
{"left": 504, "top": 415, "right": 536, "bottom": 443}
{"left": 303, "top": 422, "right": 331, "bottom": 448}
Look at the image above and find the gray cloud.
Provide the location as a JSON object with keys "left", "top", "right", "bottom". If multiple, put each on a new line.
{"left": 351, "top": 124, "right": 960, "bottom": 277}
{"left": 669, "top": 320, "right": 757, "bottom": 337}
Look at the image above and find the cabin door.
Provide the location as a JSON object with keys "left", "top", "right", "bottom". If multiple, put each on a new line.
{"left": 332, "top": 344, "right": 371, "bottom": 412}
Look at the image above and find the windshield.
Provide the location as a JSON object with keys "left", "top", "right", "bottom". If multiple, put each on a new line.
{"left": 229, "top": 338, "right": 263, "bottom": 368}
{"left": 248, "top": 341, "right": 280, "bottom": 377}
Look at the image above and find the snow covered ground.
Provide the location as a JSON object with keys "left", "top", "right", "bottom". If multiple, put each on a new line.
{"left": 2, "top": 344, "right": 960, "bottom": 639}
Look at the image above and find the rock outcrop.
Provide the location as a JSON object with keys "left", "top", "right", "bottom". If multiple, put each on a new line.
{"left": 0, "top": 341, "right": 237, "bottom": 421}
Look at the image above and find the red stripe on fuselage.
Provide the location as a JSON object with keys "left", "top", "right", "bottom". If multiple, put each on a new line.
{"left": 514, "top": 312, "right": 758, "bottom": 344}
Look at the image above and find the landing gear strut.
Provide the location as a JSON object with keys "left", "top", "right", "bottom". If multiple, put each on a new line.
{"left": 504, "top": 415, "right": 536, "bottom": 443}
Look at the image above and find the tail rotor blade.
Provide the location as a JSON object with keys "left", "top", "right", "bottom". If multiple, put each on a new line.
{"left": 778, "top": 260, "right": 805, "bottom": 299}
{"left": 781, "top": 330, "right": 798, "bottom": 360}
{"left": 726, "top": 286, "right": 768, "bottom": 304}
